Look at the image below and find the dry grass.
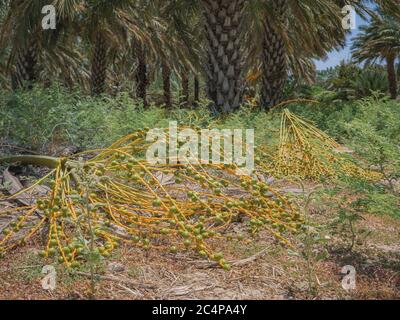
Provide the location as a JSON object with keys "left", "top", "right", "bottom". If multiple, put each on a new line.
{"left": 0, "top": 207, "right": 398, "bottom": 300}
{"left": 0, "top": 173, "right": 399, "bottom": 300}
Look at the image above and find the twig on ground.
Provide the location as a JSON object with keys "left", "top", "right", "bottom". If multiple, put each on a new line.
{"left": 73, "top": 271, "right": 157, "bottom": 289}
{"left": 117, "top": 283, "right": 144, "bottom": 297}
{"left": 190, "top": 248, "right": 269, "bottom": 269}
{"left": 0, "top": 265, "right": 42, "bottom": 273}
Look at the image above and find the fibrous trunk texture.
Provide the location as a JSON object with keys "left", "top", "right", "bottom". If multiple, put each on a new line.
{"left": 162, "top": 62, "right": 172, "bottom": 108}
{"left": 201, "top": 0, "right": 245, "bottom": 114}
{"left": 135, "top": 42, "right": 148, "bottom": 106}
{"left": 90, "top": 32, "right": 108, "bottom": 95}
{"left": 261, "top": 0, "right": 288, "bottom": 111}
{"left": 180, "top": 68, "right": 189, "bottom": 107}
{"left": 194, "top": 75, "right": 200, "bottom": 105}
{"left": 12, "top": 38, "right": 39, "bottom": 90}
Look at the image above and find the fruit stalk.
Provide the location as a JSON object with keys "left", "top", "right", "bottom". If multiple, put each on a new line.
{"left": 0, "top": 155, "right": 61, "bottom": 169}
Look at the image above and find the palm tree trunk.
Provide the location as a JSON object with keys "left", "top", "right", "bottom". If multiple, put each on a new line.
{"left": 386, "top": 54, "right": 397, "bottom": 99}
{"left": 90, "top": 33, "right": 108, "bottom": 95}
{"left": 180, "top": 68, "right": 189, "bottom": 107}
{"left": 261, "top": 0, "right": 288, "bottom": 111}
{"left": 162, "top": 62, "right": 172, "bottom": 108}
{"left": 12, "top": 37, "right": 39, "bottom": 90}
{"left": 135, "top": 42, "right": 148, "bottom": 106}
{"left": 194, "top": 75, "right": 200, "bottom": 106}
{"left": 201, "top": 0, "right": 245, "bottom": 114}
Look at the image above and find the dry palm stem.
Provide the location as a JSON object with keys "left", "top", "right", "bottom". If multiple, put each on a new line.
{"left": 0, "top": 127, "right": 303, "bottom": 270}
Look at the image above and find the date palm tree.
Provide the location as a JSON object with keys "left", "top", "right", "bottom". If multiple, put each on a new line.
{"left": 134, "top": 40, "right": 148, "bottom": 105}
{"left": 246, "top": 0, "right": 400, "bottom": 110}
{"left": 81, "top": 0, "right": 157, "bottom": 95}
{"left": 19, "top": 0, "right": 164, "bottom": 95}
{"left": 201, "top": 0, "right": 246, "bottom": 114}
{"left": 154, "top": 0, "right": 202, "bottom": 107}
{"left": 1, "top": 0, "right": 86, "bottom": 90}
{"left": 259, "top": 0, "right": 288, "bottom": 109}
{"left": 352, "top": 15, "right": 400, "bottom": 99}
{"left": 243, "top": 0, "right": 347, "bottom": 110}
{"left": 162, "top": 62, "right": 172, "bottom": 107}
{"left": 0, "top": 0, "right": 11, "bottom": 88}
{"left": 0, "top": 0, "right": 49, "bottom": 89}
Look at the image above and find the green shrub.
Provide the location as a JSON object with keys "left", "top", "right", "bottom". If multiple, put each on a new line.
{"left": 352, "top": 67, "right": 389, "bottom": 98}
{"left": 0, "top": 85, "right": 280, "bottom": 153}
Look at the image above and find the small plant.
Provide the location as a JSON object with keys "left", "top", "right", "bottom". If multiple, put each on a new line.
{"left": 333, "top": 208, "right": 364, "bottom": 252}
{"left": 292, "top": 182, "right": 329, "bottom": 296}
{"left": 326, "top": 191, "right": 372, "bottom": 252}
{"left": 344, "top": 119, "right": 400, "bottom": 193}
{"left": 71, "top": 163, "right": 104, "bottom": 298}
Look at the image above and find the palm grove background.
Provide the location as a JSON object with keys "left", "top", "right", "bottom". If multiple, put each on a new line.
{"left": 0, "top": 0, "right": 399, "bottom": 162}
{"left": 0, "top": 0, "right": 399, "bottom": 176}
{"left": 0, "top": 0, "right": 398, "bottom": 108}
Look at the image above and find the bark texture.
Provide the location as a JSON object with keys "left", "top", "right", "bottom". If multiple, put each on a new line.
{"left": 12, "top": 38, "right": 39, "bottom": 90}
{"left": 162, "top": 62, "right": 172, "bottom": 108}
{"left": 194, "top": 75, "right": 200, "bottom": 105}
{"left": 90, "top": 33, "right": 108, "bottom": 95}
{"left": 261, "top": 0, "right": 288, "bottom": 111}
{"left": 201, "top": 0, "right": 245, "bottom": 114}
{"left": 180, "top": 69, "right": 189, "bottom": 107}
{"left": 135, "top": 42, "right": 148, "bottom": 106}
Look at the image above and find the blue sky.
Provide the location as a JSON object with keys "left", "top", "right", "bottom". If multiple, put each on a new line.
{"left": 315, "top": 12, "right": 369, "bottom": 70}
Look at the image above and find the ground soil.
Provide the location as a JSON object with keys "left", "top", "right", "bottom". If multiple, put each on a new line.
{"left": 0, "top": 152, "right": 398, "bottom": 300}
{"left": 0, "top": 181, "right": 398, "bottom": 300}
